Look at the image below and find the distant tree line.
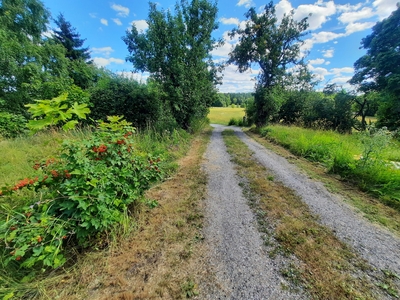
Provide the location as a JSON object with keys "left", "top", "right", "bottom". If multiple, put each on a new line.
{"left": 212, "top": 93, "right": 253, "bottom": 107}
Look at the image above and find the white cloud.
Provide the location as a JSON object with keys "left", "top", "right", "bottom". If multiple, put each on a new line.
{"left": 325, "top": 61, "right": 331, "bottom": 65}
{"left": 100, "top": 18, "right": 108, "bottom": 26}
{"left": 131, "top": 20, "right": 148, "bottom": 32}
{"left": 330, "top": 67, "right": 354, "bottom": 76}
{"left": 111, "top": 3, "right": 130, "bottom": 18}
{"left": 117, "top": 71, "right": 150, "bottom": 82}
{"left": 93, "top": 57, "right": 124, "bottom": 67}
{"left": 112, "top": 18, "right": 122, "bottom": 26}
{"left": 338, "top": 7, "right": 374, "bottom": 24}
{"left": 275, "top": 0, "right": 293, "bottom": 21}
{"left": 211, "top": 42, "right": 234, "bottom": 58}
{"left": 237, "top": 0, "right": 253, "bottom": 8}
{"left": 308, "top": 65, "right": 330, "bottom": 81}
{"left": 337, "top": 3, "right": 363, "bottom": 13}
{"left": 89, "top": 13, "right": 97, "bottom": 18}
{"left": 91, "top": 47, "right": 114, "bottom": 56}
{"left": 373, "top": 0, "right": 399, "bottom": 20}
{"left": 220, "top": 17, "right": 240, "bottom": 26}
{"left": 322, "top": 49, "right": 334, "bottom": 58}
{"left": 312, "top": 31, "right": 344, "bottom": 44}
{"left": 345, "top": 22, "right": 375, "bottom": 34}
{"left": 219, "top": 64, "right": 258, "bottom": 93}
{"left": 330, "top": 76, "right": 352, "bottom": 84}
{"left": 294, "top": 1, "right": 336, "bottom": 30}
{"left": 309, "top": 58, "right": 325, "bottom": 65}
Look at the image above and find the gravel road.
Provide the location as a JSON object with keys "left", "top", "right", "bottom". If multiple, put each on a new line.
{"left": 201, "top": 125, "right": 307, "bottom": 299}
{"left": 201, "top": 124, "right": 400, "bottom": 298}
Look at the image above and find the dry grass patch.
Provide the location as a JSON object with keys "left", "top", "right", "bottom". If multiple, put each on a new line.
{"left": 40, "top": 129, "right": 211, "bottom": 299}
{"left": 222, "top": 130, "right": 386, "bottom": 300}
{"left": 246, "top": 129, "right": 400, "bottom": 236}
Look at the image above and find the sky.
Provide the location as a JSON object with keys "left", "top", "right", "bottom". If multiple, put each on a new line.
{"left": 41, "top": 0, "right": 399, "bottom": 93}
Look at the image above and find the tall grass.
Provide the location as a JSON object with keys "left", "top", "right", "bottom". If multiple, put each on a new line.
{"left": 260, "top": 125, "right": 400, "bottom": 209}
{"left": 0, "top": 125, "right": 195, "bottom": 299}
{"left": 208, "top": 107, "right": 245, "bottom": 125}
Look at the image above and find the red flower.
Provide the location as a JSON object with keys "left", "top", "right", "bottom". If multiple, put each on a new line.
{"left": 123, "top": 131, "right": 133, "bottom": 138}
{"left": 33, "top": 163, "right": 41, "bottom": 170}
{"left": 116, "top": 139, "right": 126, "bottom": 145}
{"left": 64, "top": 170, "right": 71, "bottom": 178}
{"left": 50, "top": 170, "right": 59, "bottom": 178}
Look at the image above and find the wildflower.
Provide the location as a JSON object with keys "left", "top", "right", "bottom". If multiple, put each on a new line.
{"left": 116, "top": 139, "right": 126, "bottom": 145}
{"left": 64, "top": 170, "right": 71, "bottom": 178}
{"left": 50, "top": 170, "right": 59, "bottom": 178}
{"left": 33, "top": 163, "right": 41, "bottom": 170}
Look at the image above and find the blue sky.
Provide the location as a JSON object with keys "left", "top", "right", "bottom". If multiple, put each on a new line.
{"left": 41, "top": 0, "right": 398, "bottom": 92}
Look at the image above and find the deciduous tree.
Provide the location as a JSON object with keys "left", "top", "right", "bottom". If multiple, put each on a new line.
{"left": 123, "top": 0, "right": 220, "bottom": 129}
{"left": 350, "top": 5, "right": 400, "bottom": 129}
{"left": 228, "top": 1, "right": 308, "bottom": 127}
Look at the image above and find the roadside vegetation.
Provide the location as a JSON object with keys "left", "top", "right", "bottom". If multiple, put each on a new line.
{"left": 223, "top": 129, "right": 397, "bottom": 299}
{"left": 256, "top": 125, "right": 400, "bottom": 212}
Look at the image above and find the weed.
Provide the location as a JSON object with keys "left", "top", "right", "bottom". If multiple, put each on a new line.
{"left": 181, "top": 279, "right": 199, "bottom": 298}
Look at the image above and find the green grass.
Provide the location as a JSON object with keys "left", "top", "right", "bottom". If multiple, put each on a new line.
{"left": 208, "top": 107, "right": 245, "bottom": 125}
{"left": 0, "top": 126, "right": 195, "bottom": 299}
{"left": 259, "top": 124, "right": 400, "bottom": 210}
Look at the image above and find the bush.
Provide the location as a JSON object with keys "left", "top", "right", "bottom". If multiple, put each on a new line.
{"left": 0, "top": 116, "right": 163, "bottom": 269}
{"left": 89, "top": 74, "right": 169, "bottom": 130}
{"left": 228, "top": 117, "right": 244, "bottom": 126}
{"left": 0, "top": 112, "right": 27, "bottom": 138}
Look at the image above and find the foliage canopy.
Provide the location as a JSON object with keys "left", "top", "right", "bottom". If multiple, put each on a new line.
{"left": 123, "top": 0, "right": 220, "bottom": 129}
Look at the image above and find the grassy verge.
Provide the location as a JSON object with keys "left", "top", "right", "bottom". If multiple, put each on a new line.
{"left": 32, "top": 128, "right": 211, "bottom": 299}
{"left": 222, "top": 129, "right": 395, "bottom": 299}
{"left": 258, "top": 125, "right": 400, "bottom": 211}
{"left": 247, "top": 129, "right": 400, "bottom": 235}
{"left": 208, "top": 107, "right": 245, "bottom": 125}
{"left": 0, "top": 125, "right": 207, "bottom": 299}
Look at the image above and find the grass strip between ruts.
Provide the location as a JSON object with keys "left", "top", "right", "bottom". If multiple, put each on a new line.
{"left": 222, "top": 129, "right": 398, "bottom": 300}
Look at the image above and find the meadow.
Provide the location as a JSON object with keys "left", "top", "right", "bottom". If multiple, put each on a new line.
{"left": 208, "top": 107, "right": 245, "bottom": 125}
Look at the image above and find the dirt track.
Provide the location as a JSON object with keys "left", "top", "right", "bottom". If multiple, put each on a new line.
{"left": 200, "top": 124, "right": 400, "bottom": 298}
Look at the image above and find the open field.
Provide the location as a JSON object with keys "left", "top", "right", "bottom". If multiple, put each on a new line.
{"left": 208, "top": 107, "right": 245, "bottom": 125}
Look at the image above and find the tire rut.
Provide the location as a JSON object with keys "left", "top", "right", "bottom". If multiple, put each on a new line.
{"left": 229, "top": 126, "right": 400, "bottom": 276}
{"left": 200, "top": 125, "right": 307, "bottom": 299}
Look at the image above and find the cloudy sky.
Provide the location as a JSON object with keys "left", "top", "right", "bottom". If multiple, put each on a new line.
{"left": 42, "top": 0, "right": 398, "bottom": 92}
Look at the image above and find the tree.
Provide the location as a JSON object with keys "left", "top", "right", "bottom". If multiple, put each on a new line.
{"left": 0, "top": 0, "right": 71, "bottom": 114}
{"left": 123, "top": 0, "right": 220, "bottom": 129}
{"left": 52, "top": 13, "right": 91, "bottom": 62}
{"left": 350, "top": 5, "right": 400, "bottom": 129}
{"left": 228, "top": 1, "right": 308, "bottom": 126}
{"left": 52, "top": 13, "right": 96, "bottom": 89}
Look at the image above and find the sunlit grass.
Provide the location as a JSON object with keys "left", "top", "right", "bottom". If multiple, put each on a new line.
{"left": 259, "top": 124, "right": 400, "bottom": 209}
{"left": 208, "top": 107, "right": 245, "bottom": 125}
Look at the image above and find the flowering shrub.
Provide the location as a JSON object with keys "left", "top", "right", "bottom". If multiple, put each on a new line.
{"left": 0, "top": 116, "right": 163, "bottom": 269}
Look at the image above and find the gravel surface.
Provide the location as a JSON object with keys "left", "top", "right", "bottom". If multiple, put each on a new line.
{"left": 226, "top": 125, "right": 400, "bottom": 276}
{"left": 201, "top": 125, "right": 307, "bottom": 299}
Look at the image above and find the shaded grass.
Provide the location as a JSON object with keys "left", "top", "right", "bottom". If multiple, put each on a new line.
{"left": 208, "top": 107, "right": 245, "bottom": 125}
{"left": 28, "top": 128, "right": 212, "bottom": 299}
{"left": 222, "top": 129, "right": 388, "bottom": 300}
{"left": 259, "top": 125, "right": 400, "bottom": 210}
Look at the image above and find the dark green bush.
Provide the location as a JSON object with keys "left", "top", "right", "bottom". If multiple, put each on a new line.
{"left": 0, "top": 112, "right": 27, "bottom": 138}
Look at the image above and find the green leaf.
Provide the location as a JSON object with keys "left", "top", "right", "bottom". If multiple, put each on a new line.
{"left": 3, "top": 292, "right": 14, "bottom": 300}
{"left": 62, "top": 120, "right": 79, "bottom": 131}
{"left": 71, "top": 102, "right": 90, "bottom": 119}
